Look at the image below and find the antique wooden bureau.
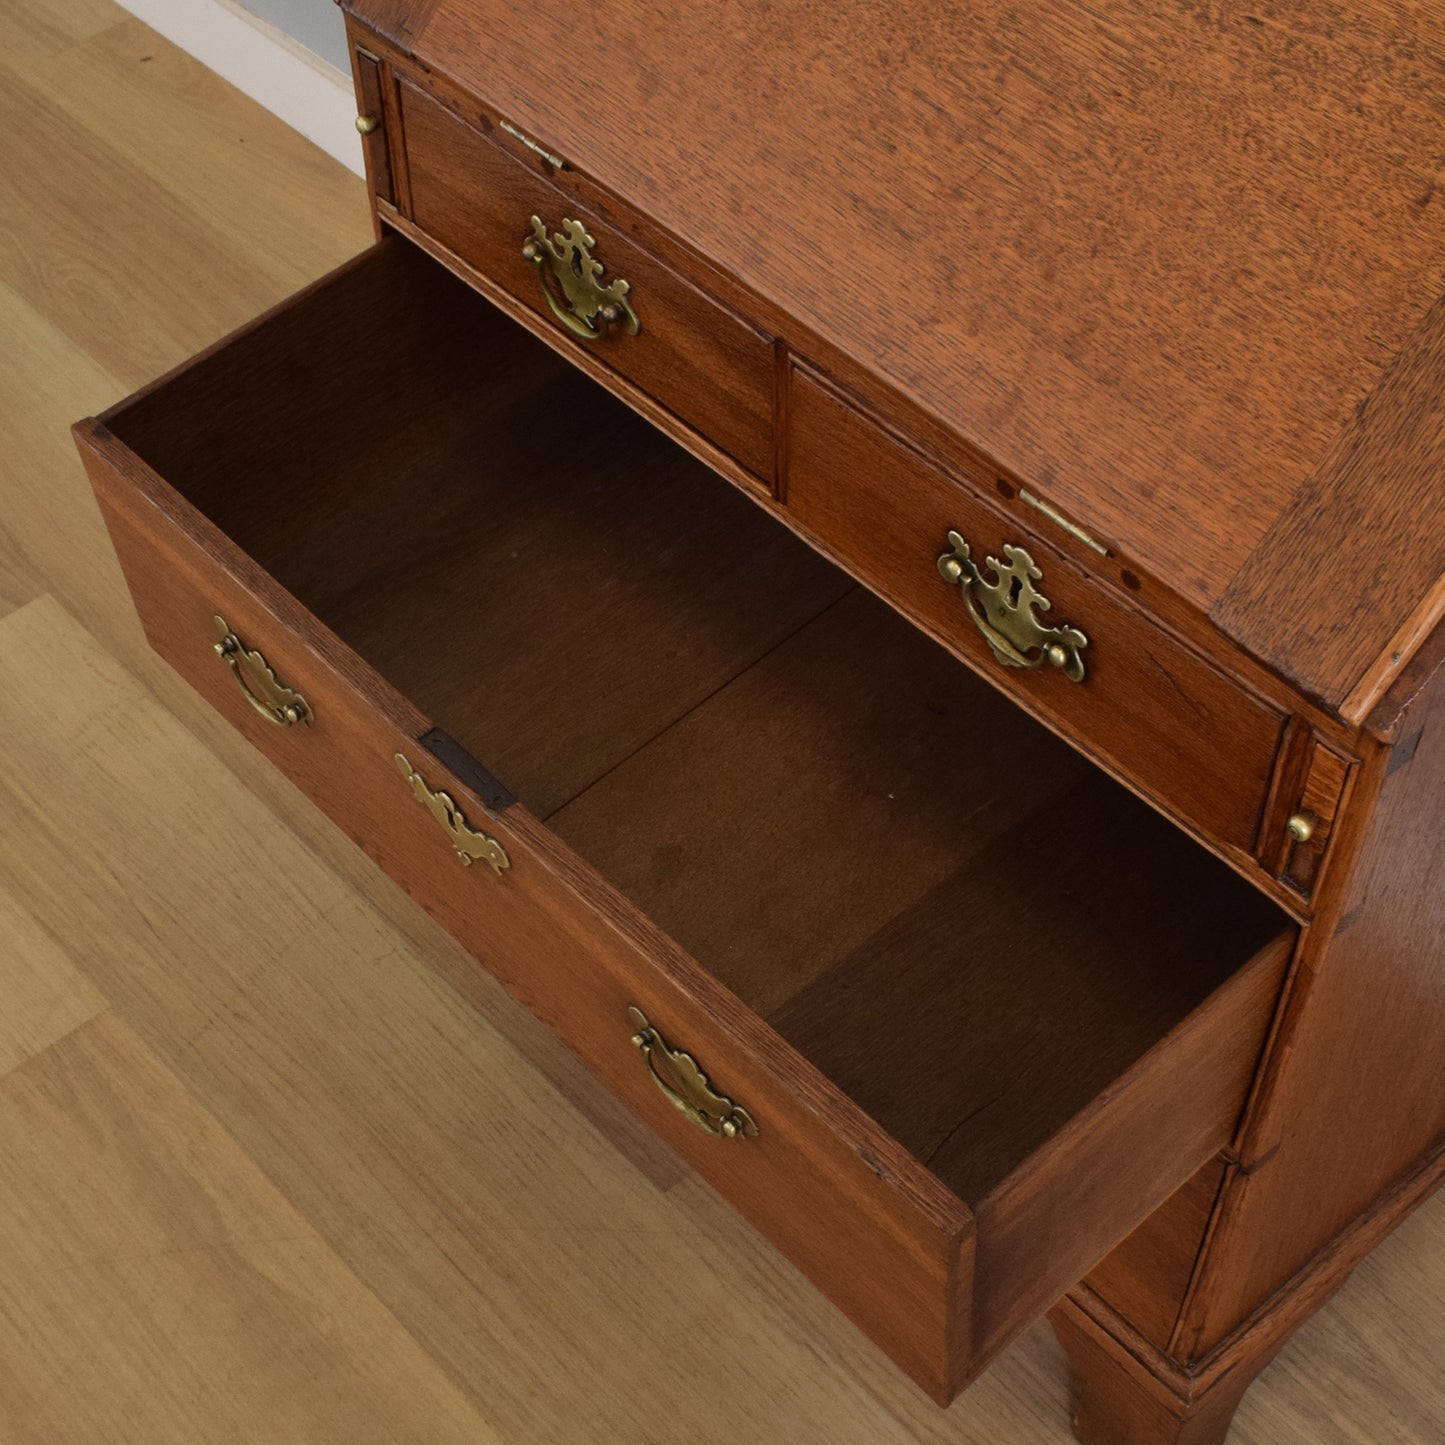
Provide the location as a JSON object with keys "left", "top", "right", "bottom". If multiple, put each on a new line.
{"left": 73, "top": 3, "right": 1445, "bottom": 1440}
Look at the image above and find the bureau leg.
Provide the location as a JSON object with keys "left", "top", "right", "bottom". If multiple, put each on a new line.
{"left": 1049, "top": 1297, "right": 1274, "bottom": 1445}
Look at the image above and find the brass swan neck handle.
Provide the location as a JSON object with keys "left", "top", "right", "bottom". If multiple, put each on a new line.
{"left": 213, "top": 616, "right": 311, "bottom": 726}
{"left": 937, "top": 531, "right": 1089, "bottom": 682}
{"left": 522, "top": 214, "right": 640, "bottom": 341}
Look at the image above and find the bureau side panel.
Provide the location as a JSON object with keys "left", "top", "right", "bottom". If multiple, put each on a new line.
{"left": 1174, "top": 628, "right": 1445, "bottom": 1354}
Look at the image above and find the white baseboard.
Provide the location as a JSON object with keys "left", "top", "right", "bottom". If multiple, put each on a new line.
{"left": 116, "top": 0, "right": 363, "bottom": 176}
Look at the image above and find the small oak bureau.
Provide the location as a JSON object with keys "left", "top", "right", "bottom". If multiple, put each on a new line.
{"left": 74, "top": 3, "right": 1445, "bottom": 1440}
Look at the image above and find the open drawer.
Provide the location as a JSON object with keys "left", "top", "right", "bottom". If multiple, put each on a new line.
{"left": 74, "top": 237, "right": 1295, "bottom": 1402}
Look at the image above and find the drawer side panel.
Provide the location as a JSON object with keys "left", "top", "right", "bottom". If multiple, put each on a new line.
{"left": 971, "top": 933, "right": 1292, "bottom": 1378}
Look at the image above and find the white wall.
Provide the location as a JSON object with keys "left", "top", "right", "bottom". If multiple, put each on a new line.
{"left": 116, "top": 0, "right": 362, "bottom": 174}
{"left": 234, "top": 0, "right": 350, "bottom": 71}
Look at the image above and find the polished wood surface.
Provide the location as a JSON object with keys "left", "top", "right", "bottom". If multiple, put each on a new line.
{"left": 346, "top": 15, "right": 1386, "bottom": 753}
{"left": 0, "top": 590, "right": 1437, "bottom": 1441}
{"left": 399, "top": 76, "right": 778, "bottom": 482}
{"left": 1052, "top": 1295, "right": 1272, "bottom": 1445}
{"left": 79, "top": 393, "right": 976, "bottom": 1400}
{"left": 10, "top": 0, "right": 1445, "bottom": 1439}
{"left": 553, "top": 586, "right": 1094, "bottom": 1017}
{"left": 97, "top": 240, "right": 845, "bottom": 818}
{"left": 1055, "top": 1126, "right": 1445, "bottom": 1445}
{"left": 784, "top": 363, "right": 1289, "bottom": 862}
{"left": 345, "top": 0, "right": 1445, "bottom": 711}
{"left": 1215, "top": 288, "right": 1445, "bottom": 718}
{"left": 1171, "top": 626, "right": 1445, "bottom": 1357}
{"left": 1085, "top": 1160, "right": 1230, "bottom": 1350}
{"left": 78, "top": 226, "right": 1295, "bottom": 1397}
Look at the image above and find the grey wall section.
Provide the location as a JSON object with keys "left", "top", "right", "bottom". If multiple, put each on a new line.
{"left": 238, "top": 0, "right": 350, "bottom": 71}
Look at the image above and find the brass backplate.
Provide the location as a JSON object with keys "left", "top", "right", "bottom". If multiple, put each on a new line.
{"left": 395, "top": 752, "right": 510, "bottom": 875}
{"left": 937, "top": 532, "right": 1088, "bottom": 681}
{"left": 523, "top": 215, "right": 639, "bottom": 340}
{"left": 628, "top": 1006, "right": 758, "bottom": 1140}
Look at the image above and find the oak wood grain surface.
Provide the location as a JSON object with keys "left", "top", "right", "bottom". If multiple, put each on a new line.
{"left": 99, "top": 238, "right": 849, "bottom": 818}
{"left": 78, "top": 192, "right": 1314, "bottom": 1394}
{"left": 784, "top": 363, "right": 1288, "bottom": 862}
{"left": 1172, "top": 626, "right": 1445, "bottom": 1357}
{"left": 77, "top": 398, "right": 983, "bottom": 1399}
{"left": 400, "top": 75, "right": 778, "bottom": 482}
{"left": 4, "top": 0, "right": 1445, "bottom": 1439}
{"left": 1085, "top": 1160, "right": 1231, "bottom": 1350}
{"left": 346, "top": 0, "right": 1445, "bottom": 709}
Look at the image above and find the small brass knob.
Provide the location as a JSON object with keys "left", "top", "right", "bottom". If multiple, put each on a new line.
{"left": 1287, "top": 812, "right": 1318, "bottom": 844}
{"left": 355, "top": 113, "right": 379, "bottom": 135}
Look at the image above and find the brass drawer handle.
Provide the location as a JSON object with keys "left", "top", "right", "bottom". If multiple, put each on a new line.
{"left": 395, "top": 753, "right": 510, "bottom": 875}
{"left": 213, "top": 615, "right": 310, "bottom": 726}
{"left": 628, "top": 1007, "right": 758, "bottom": 1140}
{"left": 521, "top": 215, "right": 639, "bottom": 340}
{"left": 937, "top": 531, "right": 1089, "bottom": 682}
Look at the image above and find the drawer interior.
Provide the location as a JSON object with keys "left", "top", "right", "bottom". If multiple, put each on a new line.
{"left": 106, "top": 238, "right": 1292, "bottom": 1210}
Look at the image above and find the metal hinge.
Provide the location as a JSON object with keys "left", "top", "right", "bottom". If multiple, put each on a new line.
{"left": 500, "top": 120, "right": 566, "bottom": 170}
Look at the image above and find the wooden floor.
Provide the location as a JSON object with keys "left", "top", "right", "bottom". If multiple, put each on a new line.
{"left": 1, "top": 1, "right": 1441, "bottom": 1439}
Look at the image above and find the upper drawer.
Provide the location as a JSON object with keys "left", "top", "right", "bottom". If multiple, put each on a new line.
{"left": 75, "top": 237, "right": 1295, "bottom": 1404}
{"left": 786, "top": 365, "right": 1288, "bottom": 863}
{"left": 396, "top": 77, "right": 776, "bottom": 485}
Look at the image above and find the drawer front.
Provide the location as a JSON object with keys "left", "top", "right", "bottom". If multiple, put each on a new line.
{"left": 786, "top": 366, "right": 1287, "bottom": 861}
{"left": 76, "top": 418, "right": 970, "bottom": 1402}
{"left": 81, "top": 406, "right": 1288, "bottom": 1399}
{"left": 397, "top": 78, "right": 776, "bottom": 485}
{"left": 74, "top": 240, "right": 1292, "bottom": 1403}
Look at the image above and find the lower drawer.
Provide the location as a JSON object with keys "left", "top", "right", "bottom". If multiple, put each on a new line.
{"left": 75, "top": 237, "right": 1295, "bottom": 1402}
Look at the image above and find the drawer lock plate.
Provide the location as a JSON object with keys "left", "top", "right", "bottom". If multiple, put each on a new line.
{"left": 937, "top": 531, "right": 1088, "bottom": 681}
{"left": 522, "top": 215, "right": 640, "bottom": 340}
{"left": 629, "top": 1007, "right": 758, "bottom": 1140}
{"left": 396, "top": 752, "right": 510, "bottom": 875}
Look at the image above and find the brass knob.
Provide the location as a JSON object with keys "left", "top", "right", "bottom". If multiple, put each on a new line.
{"left": 1287, "top": 812, "right": 1318, "bottom": 844}
{"left": 355, "top": 113, "right": 379, "bottom": 135}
